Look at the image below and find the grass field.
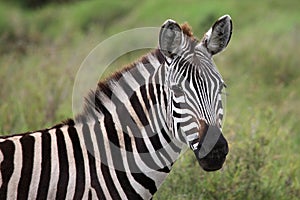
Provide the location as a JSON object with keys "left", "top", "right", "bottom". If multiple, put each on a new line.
{"left": 1, "top": 0, "right": 300, "bottom": 199}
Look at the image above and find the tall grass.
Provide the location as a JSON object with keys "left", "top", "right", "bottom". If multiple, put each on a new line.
{"left": 0, "top": 0, "right": 299, "bottom": 199}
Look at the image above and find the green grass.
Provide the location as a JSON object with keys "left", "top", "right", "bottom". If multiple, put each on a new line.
{"left": 0, "top": 0, "right": 300, "bottom": 199}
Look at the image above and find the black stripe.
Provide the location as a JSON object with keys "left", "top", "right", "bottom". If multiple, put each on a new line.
{"left": 0, "top": 140, "right": 15, "bottom": 199}
{"left": 149, "top": 134, "right": 162, "bottom": 151}
{"left": 141, "top": 56, "right": 155, "bottom": 75}
{"left": 140, "top": 85, "right": 151, "bottom": 111}
{"left": 88, "top": 189, "right": 92, "bottom": 200}
{"left": 68, "top": 126, "right": 85, "bottom": 199}
{"left": 162, "top": 89, "right": 168, "bottom": 111}
{"left": 157, "top": 166, "right": 171, "bottom": 173}
{"left": 104, "top": 111, "right": 120, "bottom": 149}
{"left": 36, "top": 130, "right": 51, "bottom": 199}
{"left": 56, "top": 128, "right": 69, "bottom": 199}
{"left": 130, "top": 66, "right": 146, "bottom": 87}
{"left": 97, "top": 82, "right": 112, "bottom": 100}
{"left": 153, "top": 49, "right": 165, "bottom": 64}
{"left": 155, "top": 83, "right": 162, "bottom": 105}
{"left": 132, "top": 173, "right": 157, "bottom": 195}
{"left": 116, "top": 170, "right": 143, "bottom": 200}
{"left": 101, "top": 164, "right": 121, "bottom": 200}
{"left": 124, "top": 130, "right": 132, "bottom": 152}
{"left": 161, "top": 125, "right": 171, "bottom": 143}
{"left": 130, "top": 91, "right": 149, "bottom": 126}
{"left": 88, "top": 153, "right": 105, "bottom": 199}
{"left": 134, "top": 137, "right": 148, "bottom": 153}
{"left": 17, "top": 135, "right": 34, "bottom": 200}
{"left": 148, "top": 84, "right": 157, "bottom": 105}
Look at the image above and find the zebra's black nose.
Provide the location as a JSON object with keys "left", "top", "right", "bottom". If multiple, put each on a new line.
{"left": 194, "top": 125, "right": 229, "bottom": 171}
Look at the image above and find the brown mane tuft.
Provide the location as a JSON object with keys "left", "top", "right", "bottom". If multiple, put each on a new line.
{"left": 181, "top": 23, "right": 194, "bottom": 38}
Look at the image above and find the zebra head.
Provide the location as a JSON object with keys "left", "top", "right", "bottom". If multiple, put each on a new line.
{"left": 159, "top": 15, "right": 232, "bottom": 171}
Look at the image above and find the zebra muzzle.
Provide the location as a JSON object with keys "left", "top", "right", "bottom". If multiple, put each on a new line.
{"left": 193, "top": 125, "right": 229, "bottom": 171}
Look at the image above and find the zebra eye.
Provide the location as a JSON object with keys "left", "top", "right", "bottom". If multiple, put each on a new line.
{"left": 219, "top": 83, "right": 228, "bottom": 95}
{"left": 171, "top": 84, "right": 184, "bottom": 96}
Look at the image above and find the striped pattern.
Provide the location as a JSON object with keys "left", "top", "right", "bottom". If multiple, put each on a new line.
{"left": 0, "top": 16, "right": 231, "bottom": 199}
{"left": 164, "top": 38, "right": 226, "bottom": 149}
{"left": 0, "top": 50, "right": 182, "bottom": 199}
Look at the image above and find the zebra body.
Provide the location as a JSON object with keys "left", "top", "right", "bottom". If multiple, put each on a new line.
{"left": 0, "top": 15, "right": 232, "bottom": 199}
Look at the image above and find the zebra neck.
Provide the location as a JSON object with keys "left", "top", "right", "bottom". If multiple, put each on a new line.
{"left": 76, "top": 49, "right": 170, "bottom": 140}
{"left": 71, "top": 49, "right": 184, "bottom": 195}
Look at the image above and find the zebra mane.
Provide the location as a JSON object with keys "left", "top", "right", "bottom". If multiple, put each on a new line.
{"left": 181, "top": 22, "right": 194, "bottom": 39}
{"left": 73, "top": 48, "right": 165, "bottom": 124}
{"left": 63, "top": 23, "right": 196, "bottom": 126}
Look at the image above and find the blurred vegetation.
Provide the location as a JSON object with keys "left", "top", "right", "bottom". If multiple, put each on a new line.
{"left": 0, "top": 0, "right": 300, "bottom": 199}
{"left": 2, "top": 0, "right": 81, "bottom": 9}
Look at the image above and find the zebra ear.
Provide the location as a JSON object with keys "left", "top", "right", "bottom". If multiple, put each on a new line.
{"left": 159, "top": 19, "right": 183, "bottom": 58}
{"left": 204, "top": 15, "right": 232, "bottom": 55}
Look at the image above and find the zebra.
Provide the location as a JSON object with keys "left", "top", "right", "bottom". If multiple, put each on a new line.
{"left": 0, "top": 14, "right": 232, "bottom": 199}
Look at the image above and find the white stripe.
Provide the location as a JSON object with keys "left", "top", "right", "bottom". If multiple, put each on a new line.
{"left": 122, "top": 71, "right": 140, "bottom": 90}
{"left": 192, "top": 142, "right": 199, "bottom": 150}
{"left": 136, "top": 62, "right": 150, "bottom": 78}
{"left": 61, "top": 126, "right": 77, "bottom": 199}
{"left": 147, "top": 54, "right": 161, "bottom": 68}
{"left": 6, "top": 136, "right": 22, "bottom": 199}
{"left": 27, "top": 133, "right": 42, "bottom": 199}
{"left": 186, "top": 132, "right": 199, "bottom": 142}
{"left": 173, "top": 95, "right": 185, "bottom": 103}
{"left": 0, "top": 148, "right": 3, "bottom": 187}
{"left": 47, "top": 129, "right": 59, "bottom": 200}
{"left": 76, "top": 124, "right": 91, "bottom": 199}
{"left": 28, "top": 132, "right": 42, "bottom": 199}
{"left": 89, "top": 187, "right": 99, "bottom": 200}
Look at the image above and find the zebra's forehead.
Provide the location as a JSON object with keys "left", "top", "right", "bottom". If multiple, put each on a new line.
{"left": 200, "top": 62, "right": 224, "bottom": 83}
{"left": 176, "top": 49, "right": 224, "bottom": 83}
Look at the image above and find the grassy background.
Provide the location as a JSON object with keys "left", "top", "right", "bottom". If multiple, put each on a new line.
{"left": 1, "top": 0, "right": 300, "bottom": 199}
